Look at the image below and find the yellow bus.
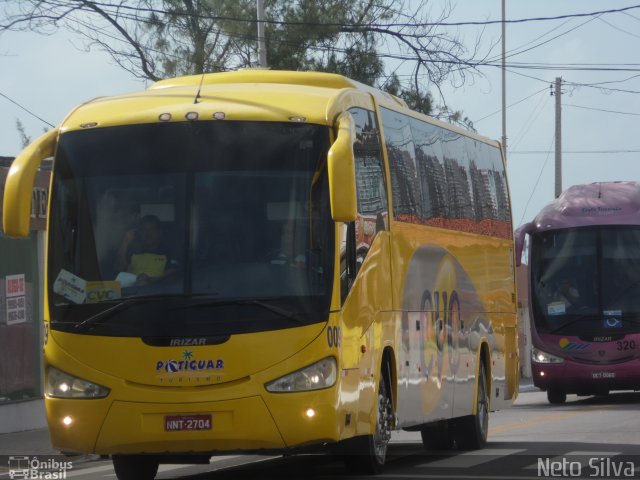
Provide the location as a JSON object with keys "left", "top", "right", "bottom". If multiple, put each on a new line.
{"left": 3, "top": 70, "right": 518, "bottom": 479}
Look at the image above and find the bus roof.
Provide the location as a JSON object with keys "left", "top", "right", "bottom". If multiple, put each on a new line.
{"left": 527, "top": 181, "right": 640, "bottom": 232}
{"left": 59, "top": 70, "right": 406, "bottom": 133}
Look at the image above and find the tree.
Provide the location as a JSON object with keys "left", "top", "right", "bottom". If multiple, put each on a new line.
{"left": 1, "top": 0, "right": 481, "bottom": 126}
{"left": 15, "top": 119, "right": 31, "bottom": 149}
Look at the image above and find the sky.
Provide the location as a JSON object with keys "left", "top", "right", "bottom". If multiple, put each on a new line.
{"left": 1, "top": 1, "right": 639, "bottom": 227}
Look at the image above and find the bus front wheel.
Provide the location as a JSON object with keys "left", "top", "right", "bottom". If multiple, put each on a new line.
{"left": 112, "top": 455, "right": 159, "bottom": 480}
{"left": 454, "top": 361, "right": 489, "bottom": 450}
{"left": 344, "top": 376, "right": 393, "bottom": 474}
{"left": 547, "top": 389, "right": 567, "bottom": 404}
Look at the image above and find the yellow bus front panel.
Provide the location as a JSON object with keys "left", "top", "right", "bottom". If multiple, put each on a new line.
{"left": 44, "top": 319, "right": 350, "bottom": 454}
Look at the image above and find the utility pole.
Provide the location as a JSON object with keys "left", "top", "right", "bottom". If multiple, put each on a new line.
{"left": 501, "top": 0, "right": 507, "bottom": 164}
{"left": 553, "top": 77, "right": 562, "bottom": 198}
{"left": 256, "top": 0, "right": 268, "bottom": 68}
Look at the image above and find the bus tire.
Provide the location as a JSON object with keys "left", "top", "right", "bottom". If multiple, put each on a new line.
{"left": 112, "top": 455, "right": 159, "bottom": 480}
{"left": 547, "top": 389, "right": 567, "bottom": 404}
{"left": 454, "top": 361, "right": 489, "bottom": 450}
{"left": 344, "top": 375, "right": 393, "bottom": 474}
{"left": 420, "top": 422, "right": 455, "bottom": 450}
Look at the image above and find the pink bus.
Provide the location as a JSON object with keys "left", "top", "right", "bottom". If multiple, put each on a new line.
{"left": 516, "top": 182, "right": 640, "bottom": 404}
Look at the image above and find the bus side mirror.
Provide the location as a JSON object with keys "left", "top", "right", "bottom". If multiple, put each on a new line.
{"left": 3, "top": 129, "right": 58, "bottom": 238}
{"left": 514, "top": 222, "right": 534, "bottom": 267}
{"left": 327, "top": 112, "right": 357, "bottom": 223}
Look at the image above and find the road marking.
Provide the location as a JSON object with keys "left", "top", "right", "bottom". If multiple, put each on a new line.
{"left": 101, "top": 463, "right": 192, "bottom": 478}
{"left": 66, "top": 463, "right": 114, "bottom": 477}
{"left": 378, "top": 475, "right": 560, "bottom": 480}
{"left": 489, "top": 403, "right": 617, "bottom": 435}
{"left": 416, "top": 448, "right": 525, "bottom": 468}
{"left": 98, "top": 454, "right": 265, "bottom": 477}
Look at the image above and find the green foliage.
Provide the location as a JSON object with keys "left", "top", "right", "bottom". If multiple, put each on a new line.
{"left": 144, "top": 0, "right": 256, "bottom": 77}
{"left": 2, "top": 0, "right": 481, "bottom": 127}
{"left": 399, "top": 87, "right": 433, "bottom": 116}
{"left": 15, "top": 119, "right": 31, "bottom": 149}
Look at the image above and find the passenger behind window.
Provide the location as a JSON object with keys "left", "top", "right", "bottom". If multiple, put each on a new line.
{"left": 554, "top": 277, "right": 581, "bottom": 308}
{"left": 115, "top": 214, "right": 179, "bottom": 286}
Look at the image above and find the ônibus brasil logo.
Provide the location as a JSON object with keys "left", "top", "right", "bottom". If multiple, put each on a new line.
{"left": 155, "top": 350, "right": 224, "bottom": 374}
{"left": 8, "top": 456, "right": 73, "bottom": 479}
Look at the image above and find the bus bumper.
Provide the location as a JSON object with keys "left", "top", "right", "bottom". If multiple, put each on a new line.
{"left": 47, "top": 388, "right": 342, "bottom": 455}
{"left": 532, "top": 358, "right": 640, "bottom": 394}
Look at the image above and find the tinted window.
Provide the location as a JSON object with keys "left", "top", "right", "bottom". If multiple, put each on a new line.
{"left": 380, "top": 108, "right": 421, "bottom": 222}
{"left": 380, "top": 107, "right": 511, "bottom": 237}
{"left": 48, "top": 121, "right": 334, "bottom": 337}
{"left": 531, "top": 227, "right": 640, "bottom": 335}
{"left": 351, "top": 107, "right": 388, "bottom": 255}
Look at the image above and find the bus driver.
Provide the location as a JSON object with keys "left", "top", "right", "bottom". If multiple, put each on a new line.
{"left": 115, "top": 214, "right": 179, "bottom": 286}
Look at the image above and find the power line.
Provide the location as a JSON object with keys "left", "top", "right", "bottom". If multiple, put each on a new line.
{"left": 486, "top": 17, "right": 575, "bottom": 63}
{"left": 511, "top": 150, "right": 640, "bottom": 154}
{"left": 510, "top": 92, "right": 550, "bottom": 150}
{"left": 478, "top": 67, "right": 640, "bottom": 97}
{"left": 487, "top": 13, "right": 601, "bottom": 64}
{"left": 507, "top": 62, "right": 640, "bottom": 67}
{"left": 622, "top": 10, "right": 640, "bottom": 22}
{"left": 0, "top": 92, "right": 55, "bottom": 128}
{"left": 596, "top": 15, "right": 640, "bottom": 40}
{"left": 21, "top": 2, "right": 640, "bottom": 84}
{"left": 487, "top": 63, "right": 640, "bottom": 72}
{"left": 563, "top": 103, "right": 640, "bottom": 116}
{"left": 474, "top": 87, "right": 548, "bottom": 123}
{"left": 81, "top": 2, "right": 640, "bottom": 28}
{"left": 568, "top": 83, "right": 640, "bottom": 94}
{"left": 518, "top": 135, "right": 555, "bottom": 227}
{"left": 569, "top": 74, "right": 640, "bottom": 87}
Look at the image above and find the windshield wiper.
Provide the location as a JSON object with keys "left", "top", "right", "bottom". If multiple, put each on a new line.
{"left": 170, "top": 298, "right": 308, "bottom": 325}
{"left": 549, "top": 314, "right": 640, "bottom": 333}
{"left": 610, "top": 317, "right": 640, "bottom": 326}
{"left": 73, "top": 294, "right": 218, "bottom": 331}
{"left": 549, "top": 315, "right": 598, "bottom": 334}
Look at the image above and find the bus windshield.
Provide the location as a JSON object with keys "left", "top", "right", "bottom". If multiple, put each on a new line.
{"left": 48, "top": 121, "right": 334, "bottom": 336}
{"left": 531, "top": 226, "right": 640, "bottom": 334}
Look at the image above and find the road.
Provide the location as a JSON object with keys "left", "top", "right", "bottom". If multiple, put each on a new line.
{"left": 8, "top": 388, "right": 640, "bottom": 479}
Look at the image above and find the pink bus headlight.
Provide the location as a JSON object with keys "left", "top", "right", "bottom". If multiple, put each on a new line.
{"left": 532, "top": 347, "right": 564, "bottom": 364}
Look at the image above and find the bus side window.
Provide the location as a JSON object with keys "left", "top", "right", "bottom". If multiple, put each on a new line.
{"left": 350, "top": 108, "right": 388, "bottom": 251}
{"left": 521, "top": 234, "right": 529, "bottom": 266}
{"left": 340, "top": 107, "right": 388, "bottom": 304}
{"left": 340, "top": 222, "right": 357, "bottom": 303}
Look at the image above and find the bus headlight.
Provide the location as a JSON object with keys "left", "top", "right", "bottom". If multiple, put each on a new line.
{"left": 265, "top": 357, "right": 337, "bottom": 393}
{"left": 532, "top": 347, "right": 564, "bottom": 364}
{"left": 46, "top": 367, "right": 110, "bottom": 399}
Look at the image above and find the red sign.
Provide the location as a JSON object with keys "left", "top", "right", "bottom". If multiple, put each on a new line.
{"left": 6, "top": 274, "right": 25, "bottom": 298}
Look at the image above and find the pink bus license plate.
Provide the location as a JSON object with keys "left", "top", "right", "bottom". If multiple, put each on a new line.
{"left": 165, "top": 414, "right": 212, "bottom": 431}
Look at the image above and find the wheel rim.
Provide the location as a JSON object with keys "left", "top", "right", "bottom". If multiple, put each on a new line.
{"left": 373, "top": 380, "right": 393, "bottom": 463}
{"left": 477, "top": 367, "right": 489, "bottom": 439}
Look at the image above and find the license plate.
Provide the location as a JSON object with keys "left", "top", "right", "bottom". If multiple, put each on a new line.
{"left": 165, "top": 414, "right": 212, "bottom": 431}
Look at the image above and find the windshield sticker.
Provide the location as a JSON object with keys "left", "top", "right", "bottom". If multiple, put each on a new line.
{"left": 85, "top": 281, "right": 122, "bottom": 303}
{"left": 53, "top": 269, "right": 87, "bottom": 304}
{"left": 547, "top": 302, "right": 566, "bottom": 316}
{"left": 115, "top": 271, "right": 137, "bottom": 288}
{"left": 559, "top": 338, "right": 590, "bottom": 351}
{"left": 603, "top": 317, "right": 623, "bottom": 329}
